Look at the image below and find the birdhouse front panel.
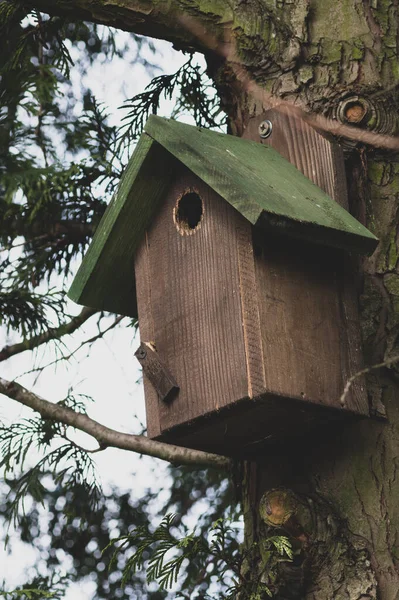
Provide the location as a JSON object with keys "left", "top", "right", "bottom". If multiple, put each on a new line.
{"left": 135, "top": 167, "right": 251, "bottom": 438}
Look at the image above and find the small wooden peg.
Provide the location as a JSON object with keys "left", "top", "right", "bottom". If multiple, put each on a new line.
{"left": 135, "top": 342, "right": 179, "bottom": 403}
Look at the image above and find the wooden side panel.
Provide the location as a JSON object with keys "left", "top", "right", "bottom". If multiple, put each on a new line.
{"left": 253, "top": 234, "right": 345, "bottom": 408}
{"left": 140, "top": 168, "right": 249, "bottom": 434}
{"left": 243, "top": 110, "right": 368, "bottom": 415}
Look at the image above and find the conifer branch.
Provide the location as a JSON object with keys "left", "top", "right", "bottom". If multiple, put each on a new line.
{"left": 14, "top": 315, "right": 126, "bottom": 380}
{"left": 0, "top": 377, "right": 232, "bottom": 470}
{"left": 0, "top": 307, "right": 98, "bottom": 362}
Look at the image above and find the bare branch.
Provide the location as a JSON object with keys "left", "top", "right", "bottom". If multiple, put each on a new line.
{"left": 340, "top": 354, "right": 399, "bottom": 407}
{"left": 0, "top": 377, "right": 232, "bottom": 470}
{"left": 60, "top": 431, "right": 105, "bottom": 454}
{"left": 0, "top": 307, "right": 98, "bottom": 362}
{"left": 14, "top": 315, "right": 126, "bottom": 383}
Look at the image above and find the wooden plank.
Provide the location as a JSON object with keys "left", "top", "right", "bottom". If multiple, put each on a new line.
{"left": 243, "top": 111, "right": 369, "bottom": 416}
{"left": 135, "top": 341, "right": 179, "bottom": 403}
{"left": 144, "top": 167, "right": 249, "bottom": 433}
{"left": 242, "top": 109, "right": 349, "bottom": 209}
{"left": 253, "top": 233, "right": 353, "bottom": 411}
{"left": 236, "top": 226, "right": 266, "bottom": 398}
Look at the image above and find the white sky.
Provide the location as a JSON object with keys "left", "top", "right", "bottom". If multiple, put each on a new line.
{"left": 0, "top": 33, "right": 205, "bottom": 598}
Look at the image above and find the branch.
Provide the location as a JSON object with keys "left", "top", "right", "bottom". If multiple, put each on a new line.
{"left": 181, "top": 16, "right": 399, "bottom": 151}
{"left": 25, "top": 2, "right": 399, "bottom": 150}
{"left": 7, "top": 220, "right": 97, "bottom": 240}
{"left": 14, "top": 315, "right": 126, "bottom": 382}
{"left": 340, "top": 354, "right": 399, "bottom": 407}
{"left": 0, "top": 377, "right": 232, "bottom": 470}
{"left": 0, "top": 306, "right": 98, "bottom": 362}
{"left": 23, "top": 0, "right": 211, "bottom": 50}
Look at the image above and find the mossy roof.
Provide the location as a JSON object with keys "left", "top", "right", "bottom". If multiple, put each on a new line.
{"left": 68, "top": 115, "right": 378, "bottom": 317}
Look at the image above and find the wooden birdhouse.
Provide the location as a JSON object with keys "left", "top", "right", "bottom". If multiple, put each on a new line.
{"left": 69, "top": 115, "right": 378, "bottom": 456}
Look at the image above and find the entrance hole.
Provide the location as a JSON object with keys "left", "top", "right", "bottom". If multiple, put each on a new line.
{"left": 174, "top": 190, "right": 203, "bottom": 235}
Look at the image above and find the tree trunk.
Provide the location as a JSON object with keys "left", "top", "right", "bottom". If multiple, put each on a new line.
{"left": 27, "top": 0, "right": 399, "bottom": 597}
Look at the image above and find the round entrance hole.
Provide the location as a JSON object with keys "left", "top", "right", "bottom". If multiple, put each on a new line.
{"left": 174, "top": 190, "right": 203, "bottom": 235}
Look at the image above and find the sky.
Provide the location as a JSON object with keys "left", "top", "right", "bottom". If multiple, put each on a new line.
{"left": 0, "top": 31, "right": 206, "bottom": 598}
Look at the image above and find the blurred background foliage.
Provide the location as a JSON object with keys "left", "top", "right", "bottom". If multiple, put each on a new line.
{"left": 0, "top": 3, "right": 238, "bottom": 599}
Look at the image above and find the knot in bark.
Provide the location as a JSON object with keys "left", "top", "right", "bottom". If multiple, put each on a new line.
{"left": 254, "top": 488, "right": 377, "bottom": 600}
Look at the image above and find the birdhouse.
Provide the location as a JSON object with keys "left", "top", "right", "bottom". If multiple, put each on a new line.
{"left": 68, "top": 115, "right": 378, "bottom": 456}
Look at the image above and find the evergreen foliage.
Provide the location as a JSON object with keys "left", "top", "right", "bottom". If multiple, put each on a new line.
{"left": 106, "top": 514, "right": 241, "bottom": 597}
{"left": 0, "top": 573, "right": 69, "bottom": 599}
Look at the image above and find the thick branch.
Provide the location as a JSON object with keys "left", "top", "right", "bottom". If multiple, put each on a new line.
{"left": 23, "top": 0, "right": 222, "bottom": 51}
{"left": 0, "top": 306, "right": 98, "bottom": 362}
{"left": 0, "top": 377, "right": 232, "bottom": 470}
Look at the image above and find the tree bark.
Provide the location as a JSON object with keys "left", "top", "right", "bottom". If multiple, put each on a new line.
{"left": 23, "top": 1, "right": 399, "bottom": 598}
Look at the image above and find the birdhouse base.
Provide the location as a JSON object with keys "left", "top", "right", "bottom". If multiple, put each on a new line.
{"left": 152, "top": 392, "right": 365, "bottom": 457}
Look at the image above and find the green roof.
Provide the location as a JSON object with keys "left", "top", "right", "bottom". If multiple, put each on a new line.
{"left": 68, "top": 115, "right": 378, "bottom": 317}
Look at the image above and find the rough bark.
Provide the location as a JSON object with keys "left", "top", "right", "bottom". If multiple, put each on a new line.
{"left": 18, "top": 1, "right": 399, "bottom": 598}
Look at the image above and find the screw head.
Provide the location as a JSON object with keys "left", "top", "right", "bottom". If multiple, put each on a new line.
{"left": 258, "top": 119, "right": 273, "bottom": 139}
{"left": 136, "top": 348, "right": 147, "bottom": 360}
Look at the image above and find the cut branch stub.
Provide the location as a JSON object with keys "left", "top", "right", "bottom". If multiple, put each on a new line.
{"left": 338, "top": 96, "right": 371, "bottom": 125}
{"left": 259, "top": 489, "right": 308, "bottom": 543}
{"left": 135, "top": 342, "right": 179, "bottom": 403}
{"left": 259, "top": 489, "right": 297, "bottom": 527}
{"left": 257, "top": 488, "right": 377, "bottom": 598}
{"left": 334, "top": 94, "right": 399, "bottom": 143}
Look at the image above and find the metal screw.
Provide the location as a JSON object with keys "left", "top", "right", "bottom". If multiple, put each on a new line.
{"left": 258, "top": 119, "right": 273, "bottom": 139}
{"left": 136, "top": 348, "right": 147, "bottom": 360}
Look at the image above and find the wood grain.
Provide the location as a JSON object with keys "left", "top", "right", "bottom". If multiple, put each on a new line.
{"left": 134, "top": 112, "right": 369, "bottom": 452}
{"left": 253, "top": 233, "right": 350, "bottom": 410}
{"left": 242, "top": 109, "right": 349, "bottom": 209}
{"left": 141, "top": 167, "right": 249, "bottom": 434}
{"left": 243, "top": 111, "right": 368, "bottom": 416}
{"left": 135, "top": 341, "right": 179, "bottom": 403}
